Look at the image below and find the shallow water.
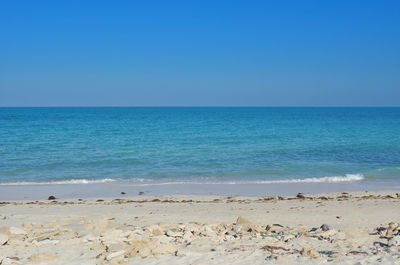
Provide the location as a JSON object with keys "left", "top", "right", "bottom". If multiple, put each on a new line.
{"left": 1, "top": 107, "right": 399, "bottom": 186}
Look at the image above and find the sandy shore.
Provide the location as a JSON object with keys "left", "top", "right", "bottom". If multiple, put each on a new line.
{"left": 1, "top": 191, "right": 400, "bottom": 264}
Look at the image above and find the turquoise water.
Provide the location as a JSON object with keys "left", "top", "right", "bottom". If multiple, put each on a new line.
{"left": 0, "top": 107, "right": 399, "bottom": 185}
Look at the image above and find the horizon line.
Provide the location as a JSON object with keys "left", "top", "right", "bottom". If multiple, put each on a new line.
{"left": 0, "top": 105, "right": 400, "bottom": 108}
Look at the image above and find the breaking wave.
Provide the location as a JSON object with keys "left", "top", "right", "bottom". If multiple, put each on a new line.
{"left": 0, "top": 174, "right": 364, "bottom": 186}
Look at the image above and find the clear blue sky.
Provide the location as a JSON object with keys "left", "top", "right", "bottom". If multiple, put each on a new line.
{"left": 0, "top": 0, "right": 399, "bottom": 106}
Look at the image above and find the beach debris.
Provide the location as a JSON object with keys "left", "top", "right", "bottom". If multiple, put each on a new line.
{"left": 320, "top": 224, "right": 330, "bottom": 232}
{"left": 0, "top": 233, "right": 8, "bottom": 245}
{"left": 318, "top": 250, "right": 336, "bottom": 256}
{"left": 106, "top": 250, "right": 125, "bottom": 261}
{"left": 47, "top": 196, "right": 56, "bottom": 200}
{"left": 261, "top": 245, "right": 290, "bottom": 254}
{"left": 28, "top": 253, "right": 58, "bottom": 262}
{"left": 300, "top": 248, "right": 320, "bottom": 258}
{"left": 121, "top": 192, "right": 126, "bottom": 195}
{"left": 138, "top": 191, "right": 144, "bottom": 195}
{"left": 347, "top": 251, "right": 368, "bottom": 255}
{"left": 377, "top": 222, "right": 399, "bottom": 237}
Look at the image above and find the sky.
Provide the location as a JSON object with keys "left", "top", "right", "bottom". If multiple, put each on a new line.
{"left": 0, "top": 0, "right": 399, "bottom": 106}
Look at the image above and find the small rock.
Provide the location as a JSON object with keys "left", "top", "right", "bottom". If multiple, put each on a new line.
{"left": 300, "top": 248, "right": 320, "bottom": 259}
{"left": 106, "top": 250, "right": 125, "bottom": 261}
{"left": 28, "top": 253, "right": 58, "bottom": 262}
{"left": 166, "top": 230, "right": 182, "bottom": 237}
{"left": 275, "top": 255, "right": 286, "bottom": 261}
{"left": 201, "top": 226, "right": 216, "bottom": 237}
{"left": 138, "top": 191, "right": 144, "bottom": 195}
{"left": 121, "top": 192, "right": 126, "bottom": 195}
{"left": 47, "top": 195, "right": 56, "bottom": 200}
{"left": 182, "top": 231, "right": 193, "bottom": 241}
{"left": 0, "top": 257, "right": 18, "bottom": 265}
{"left": 296, "top": 193, "right": 306, "bottom": 199}
{"left": 320, "top": 224, "right": 330, "bottom": 232}
{"left": 148, "top": 225, "right": 163, "bottom": 236}
{"left": 236, "top": 216, "right": 255, "bottom": 225}
{"left": 0, "top": 233, "right": 8, "bottom": 245}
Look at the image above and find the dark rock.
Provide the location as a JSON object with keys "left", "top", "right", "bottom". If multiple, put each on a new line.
{"left": 138, "top": 191, "right": 144, "bottom": 195}
{"left": 320, "top": 224, "right": 330, "bottom": 231}
{"left": 296, "top": 193, "right": 306, "bottom": 199}
{"left": 47, "top": 196, "right": 56, "bottom": 200}
{"left": 121, "top": 192, "right": 126, "bottom": 195}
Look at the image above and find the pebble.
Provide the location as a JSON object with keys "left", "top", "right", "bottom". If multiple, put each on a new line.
{"left": 320, "top": 224, "right": 330, "bottom": 231}
{"left": 106, "top": 250, "right": 125, "bottom": 261}
{"left": 148, "top": 225, "right": 164, "bottom": 236}
{"left": 166, "top": 230, "right": 182, "bottom": 237}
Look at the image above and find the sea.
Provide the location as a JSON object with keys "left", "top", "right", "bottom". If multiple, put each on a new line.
{"left": 0, "top": 107, "right": 399, "bottom": 199}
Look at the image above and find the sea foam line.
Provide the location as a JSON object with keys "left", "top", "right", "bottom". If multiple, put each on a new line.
{"left": 0, "top": 178, "right": 116, "bottom": 185}
{"left": 125, "top": 174, "right": 365, "bottom": 186}
{"left": 0, "top": 174, "right": 364, "bottom": 186}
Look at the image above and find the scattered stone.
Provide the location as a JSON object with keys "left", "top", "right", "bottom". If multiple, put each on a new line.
{"left": 300, "top": 248, "right": 320, "bottom": 259}
{"left": 138, "top": 192, "right": 144, "bottom": 195}
{"left": 320, "top": 224, "right": 330, "bottom": 231}
{"left": 47, "top": 196, "right": 56, "bottom": 200}
{"left": 28, "top": 253, "right": 58, "bottom": 262}
{"left": 0, "top": 233, "right": 8, "bottom": 245}
{"left": 166, "top": 230, "right": 182, "bottom": 237}
{"left": 148, "top": 225, "right": 163, "bottom": 236}
{"left": 296, "top": 193, "right": 306, "bottom": 199}
{"left": 121, "top": 192, "right": 126, "bottom": 195}
{"left": 106, "top": 250, "right": 125, "bottom": 261}
{"left": 32, "top": 239, "right": 60, "bottom": 246}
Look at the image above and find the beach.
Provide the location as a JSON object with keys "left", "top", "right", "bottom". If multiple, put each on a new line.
{"left": 1, "top": 190, "right": 400, "bottom": 264}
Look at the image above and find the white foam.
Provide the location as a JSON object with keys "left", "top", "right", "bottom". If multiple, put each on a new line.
{"left": 0, "top": 174, "right": 364, "bottom": 186}
{"left": 0, "top": 178, "right": 116, "bottom": 185}
{"left": 125, "top": 174, "right": 365, "bottom": 186}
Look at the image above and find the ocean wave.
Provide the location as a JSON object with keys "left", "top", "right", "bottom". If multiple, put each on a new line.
{"left": 0, "top": 178, "right": 116, "bottom": 185}
{"left": 0, "top": 174, "right": 364, "bottom": 186}
{"left": 126, "top": 174, "right": 365, "bottom": 186}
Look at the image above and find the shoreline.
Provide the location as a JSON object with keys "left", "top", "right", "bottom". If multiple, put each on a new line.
{"left": 0, "top": 179, "right": 399, "bottom": 201}
{"left": 1, "top": 190, "right": 400, "bottom": 264}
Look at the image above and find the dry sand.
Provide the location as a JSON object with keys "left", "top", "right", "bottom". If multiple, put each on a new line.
{"left": 1, "top": 190, "right": 400, "bottom": 264}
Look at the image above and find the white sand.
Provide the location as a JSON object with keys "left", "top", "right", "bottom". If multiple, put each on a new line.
{"left": 1, "top": 191, "right": 400, "bottom": 264}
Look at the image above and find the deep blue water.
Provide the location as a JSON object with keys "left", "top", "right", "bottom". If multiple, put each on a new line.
{"left": 0, "top": 107, "right": 399, "bottom": 185}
